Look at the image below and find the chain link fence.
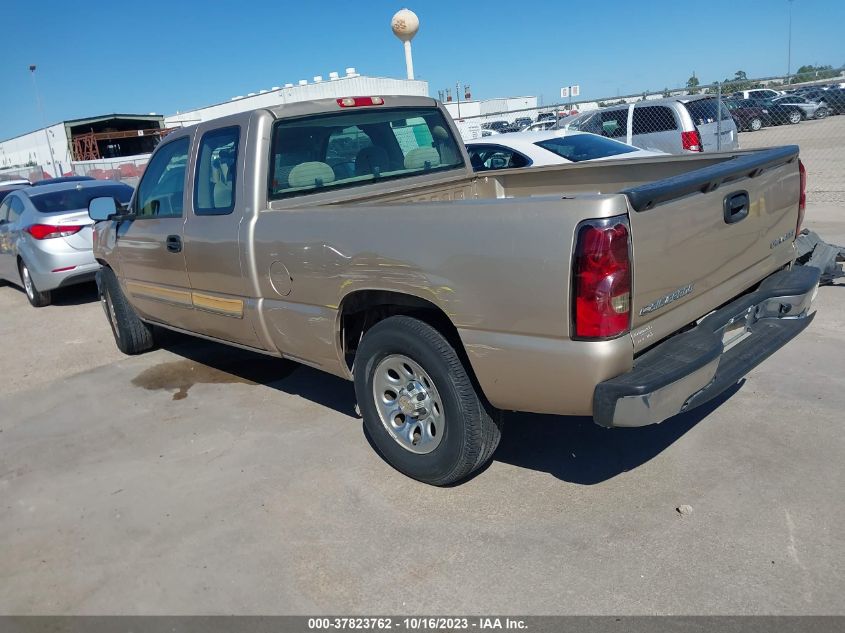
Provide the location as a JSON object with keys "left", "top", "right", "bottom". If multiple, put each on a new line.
{"left": 454, "top": 69, "right": 845, "bottom": 206}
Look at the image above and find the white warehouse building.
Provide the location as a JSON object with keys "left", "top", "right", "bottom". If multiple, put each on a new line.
{"left": 165, "top": 68, "right": 429, "bottom": 127}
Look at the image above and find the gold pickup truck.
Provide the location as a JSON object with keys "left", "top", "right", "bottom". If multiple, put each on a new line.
{"left": 88, "top": 96, "right": 818, "bottom": 485}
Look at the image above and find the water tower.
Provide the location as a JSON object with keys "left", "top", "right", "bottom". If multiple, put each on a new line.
{"left": 391, "top": 8, "right": 419, "bottom": 80}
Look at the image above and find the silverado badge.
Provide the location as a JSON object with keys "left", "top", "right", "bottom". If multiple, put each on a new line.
{"left": 639, "top": 283, "right": 695, "bottom": 316}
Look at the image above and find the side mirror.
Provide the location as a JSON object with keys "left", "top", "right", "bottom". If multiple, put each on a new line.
{"left": 88, "top": 196, "right": 119, "bottom": 221}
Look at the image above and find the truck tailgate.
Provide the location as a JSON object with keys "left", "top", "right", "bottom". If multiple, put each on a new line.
{"left": 623, "top": 146, "right": 801, "bottom": 352}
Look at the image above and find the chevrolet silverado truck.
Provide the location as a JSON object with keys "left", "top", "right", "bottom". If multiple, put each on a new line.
{"left": 87, "top": 95, "right": 818, "bottom": 485}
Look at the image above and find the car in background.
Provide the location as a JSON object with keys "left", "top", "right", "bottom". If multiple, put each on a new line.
{"left": 745, "top": 97, "right": 805, "bottom": 125}
{"left": 524, "top": 120, "right": 558, "bottom": 132}
{"left": 794, "top": 88, "right": 845, "bottom": 115}
{"left": 723, "top": 99, "right": 769, "bottom": 131}
{"left": 480, "top": 128, "right": 501, "bottom": 137}
{"left": 512, "top": 117, "right": 533, "bottom": 129}
{"left": 481, "top": 120, "right": 510, "bottom": 132}
{"left": 0, "top": 183, "right": 31, "bottom": 204}
{"left": 31, "top": 175, "right": 95, "bottom": 187}
{"left": 771, "top": 94, "right": 828, "bottom": 119}
{"left": 465, "top": 129, "right": 665, "bottom": 171}
{"left": 536, "top": 112, "right": 557, "bottom": 122}
{"left": 559, "top": 96, "right": 738, "bottom": 154}
{"left": 0, "top": 180, "right": 133, "bottom": 307}
{"left": 732, "top": 88, "right": 782, "bottom": 100}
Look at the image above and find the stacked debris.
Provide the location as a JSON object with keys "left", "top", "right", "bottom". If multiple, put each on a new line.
{"left": 795, "top": 230, "right": 845, "bottom": 285}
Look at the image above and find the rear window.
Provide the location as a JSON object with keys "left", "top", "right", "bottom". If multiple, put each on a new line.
{"left": 534, "top": 134, "right": 639, "bottom": 162}
{"left": 632, "top": 106, "right": 678, "bottom": 134}
{"left": 268, "top": 107, "right": 464, "bottom": 200}
{"left": 684, "top": 99, "right": 732, "bottom": 125}
{"left": 28, "top": 184, "right": 133, "bottom": 213}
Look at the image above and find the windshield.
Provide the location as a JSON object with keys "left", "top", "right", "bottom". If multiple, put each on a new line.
{"left": 269, "top": 107, "right": 464, "bottom": 200}
{"left": 534, "top": 134, "right": 639, "bottom": 162}
{"left": 28, "top": 184, "right": 133, "bottom": 213}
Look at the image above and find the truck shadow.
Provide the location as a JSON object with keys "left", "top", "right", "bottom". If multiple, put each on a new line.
{"left": 157, "top": 337, "right": 742, "bottom": 485}
{"left": 489, "top": 383, "right": 742, "bottom": 485}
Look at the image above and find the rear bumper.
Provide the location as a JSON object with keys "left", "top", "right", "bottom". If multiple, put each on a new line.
{"left": 593, "top": 265, "right": 820, "bottom": 428}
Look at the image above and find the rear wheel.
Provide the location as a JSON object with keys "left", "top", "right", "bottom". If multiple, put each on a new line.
{"left": 19, "top": 260, "right": 51, "bottom": 307}
{"left": 815, "top": 107, "right": 829, "bottom": 120}
{"left": 749, "top": 117, "right": 763, "bottom": 131}
{"left": 99, "top": 267, "right": 156, "bottom": 355}
{"left": 354, "top": 316, "right": 502, "bottom": 486}
{"left": 788, "top": 110, "right": 802, "bottom": 124}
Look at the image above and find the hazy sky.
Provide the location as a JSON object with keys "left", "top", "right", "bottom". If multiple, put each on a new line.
{"left": 1, "top": 0, "right": 843, "bottom": 139}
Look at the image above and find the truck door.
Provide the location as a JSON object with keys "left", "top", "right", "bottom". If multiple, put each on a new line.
{"left": 181, "top": 124, "right": 262, "bottom": 348}
{"left": 115, "top": 135, "right": 194, "bottom": 330}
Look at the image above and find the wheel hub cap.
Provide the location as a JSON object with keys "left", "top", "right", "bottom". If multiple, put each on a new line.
{"left": 372, "top": 355, "right": 444, "bottom": 454}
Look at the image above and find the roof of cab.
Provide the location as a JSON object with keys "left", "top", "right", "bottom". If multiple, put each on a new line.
{"left": 266, "top": 95, "right": 439, "bottom": 120}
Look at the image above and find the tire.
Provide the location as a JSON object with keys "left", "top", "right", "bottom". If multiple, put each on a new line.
{"left": 815, "top": 107, "right": 829, "bottom": 120}
{"left": 749, "top": 117, "right": 763, "bottom": 132}
{"left": 354, "top": 316, "right": 503, "bottom": 486}
{"left": 98, "top": 266, "right": 156, "bottom": 355}
{"left": 19, "top": 260, "right": 51, "bottom": 307}
{"left": 788, "top": 110, "right": 802, "bottom": 124}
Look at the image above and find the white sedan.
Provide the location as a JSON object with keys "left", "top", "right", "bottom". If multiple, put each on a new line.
{"left": 465, "top": 129, "right": 665, "bottom": 171}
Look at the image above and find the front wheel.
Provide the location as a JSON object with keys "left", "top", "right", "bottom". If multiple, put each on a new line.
{"left": 788, "top": 110, "right": 802, "bottom": 124}
{"left": 19, "top": 260, "right": 51, "bottom": 307}
{"left": 815, "top": 107, "right": 829, "bottom": 120}
{"left": 354, "top": 316, "right": 502, "bottom": 486}
{"left": 98, "top": 267, "right": 156, "bottom": 355}
{"left": 749, "top": 117, "right": 763, "bottom": 131}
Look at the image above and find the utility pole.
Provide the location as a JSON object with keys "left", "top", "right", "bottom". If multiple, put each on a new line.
{"left": 456, "top": 81, "right": 461, "bottom": 118}
{"left": 787, "top": 0, "right": 794, "bottom": 83}
{"left": 29, "top": 65, "right": 58, "bottom": 179}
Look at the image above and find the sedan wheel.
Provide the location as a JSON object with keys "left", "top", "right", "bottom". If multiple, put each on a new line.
{"left": 19, "top": 261, "right": 51, "bottom": 307}
{"left": 749, "top": 117, "right": 763, "bottom": 131}
{"left": 815, "top": 107, "right": 829, "bottom": 120}
{"left": 789, "top": 111, "right": 802, "bottom": 124}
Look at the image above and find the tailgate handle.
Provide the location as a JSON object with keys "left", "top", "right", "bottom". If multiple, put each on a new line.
{"left": 724, "top": 191, "right": 750, "bottom": 224}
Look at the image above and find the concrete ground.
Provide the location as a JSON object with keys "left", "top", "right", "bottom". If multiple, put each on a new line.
{"left": 0, "top": 120, "right": 843, "bottom": 615}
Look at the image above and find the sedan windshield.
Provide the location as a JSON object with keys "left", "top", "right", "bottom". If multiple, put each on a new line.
{"left": 28, "top": 184, "right": 133, "bottom": 213}
{"left": 534, "top": 134, "right": 638, "bottom": 162}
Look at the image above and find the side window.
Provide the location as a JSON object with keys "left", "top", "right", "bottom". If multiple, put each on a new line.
{"left": 600, "top": 109, "right": 628, "bottom": 138}
{"left": 194, "top": 127, "right": 240, "bottom": 216}
{"left": 0, "top": 200, "right": 10, "bottom": 223}
{"left": 632, "top": 106, "right": 677, "bottom": 134}
{"left": 135, "top": 137, "right": 190, "bottom": 219}
{"left": 8, "top": 196, "right": 25, "bottom": 222}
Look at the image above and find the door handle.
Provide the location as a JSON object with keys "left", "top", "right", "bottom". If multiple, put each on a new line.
{"left": 723, "top": 191, "right": 749, "bottom": 224}
{"left": 166, "top": 235, "right": 182, "bottom": 253}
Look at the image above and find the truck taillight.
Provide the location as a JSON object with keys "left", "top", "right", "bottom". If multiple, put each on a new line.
{"left": 681, "top": 130, "right": 703, "bottom": 152}
{"left": 25, "top": 224, "right": 84, "bottom": 240}
{"left": 797, "top": 159, "right": 807, "bottom": 235}
{"left": 572, "top": 218, "right": 632, "bottom": 339}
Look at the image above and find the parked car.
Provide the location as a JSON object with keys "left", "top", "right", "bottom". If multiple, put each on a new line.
{"left": 723, "top": 99, "right": 769, "bottom": 131}
{"left": 86, "top": 95, "right": 815, "bottom": 485}
{"left": 524, "top": 120, "right": 558, "bottom": 132}
{"left": 559, "top": 96, "right": 738, "bottom": 154}
{"left": 732, "top": 88, "right": 782, "bottom": 100}
{"left": 0, "top": 180, "right": 133, "bottom": 306}
{"left": 536, "top": 112, "right": 557, "bottom": 122}
{"left": 481, "top": 120, "right": 509, "bottom": 132}
{"left": 0, "top": 183, "right": 30, "bottom": 204}
{"left": 771, "top": 95, "right": 828, "bottom": 119}
{"left": 793, "top": 88, "right": 845, "bottom": 115}
{"left": 31, "top": 175, "right": 96, "bottom": 187}
{"left": 465, "top": 130, "right": 664, "bottom": 170}
{"left": 745, "top": 98, "right": 805, "bottom": 125}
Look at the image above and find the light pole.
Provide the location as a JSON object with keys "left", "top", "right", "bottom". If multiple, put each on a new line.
{"left": 456, "top": 82, "right": 461, "bottom": 118}
{"left": 786, "top": 0, "right": 794, "bottom": 83}
{"left": 28, "top": 64, "right": 58, "bottom": 179}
